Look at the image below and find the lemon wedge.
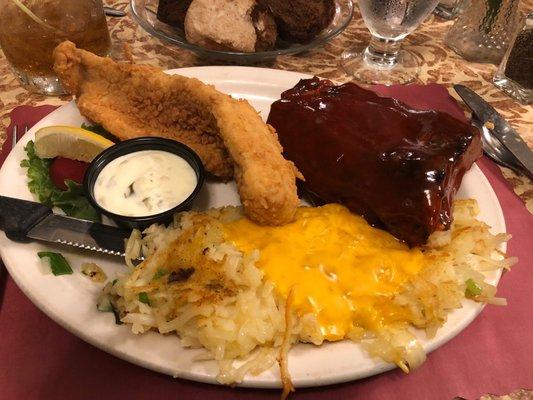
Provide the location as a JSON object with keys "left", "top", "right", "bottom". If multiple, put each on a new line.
{"left": 34, "top": 126, "right": 114, "bottom": 162}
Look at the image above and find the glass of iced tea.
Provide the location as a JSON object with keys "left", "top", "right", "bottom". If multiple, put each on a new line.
{"left": 0, "top": 0, "right": 111, "bottom": 95}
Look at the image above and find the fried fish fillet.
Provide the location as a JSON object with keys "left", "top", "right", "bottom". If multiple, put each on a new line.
{"left": 53, "top": 41, "right": 300, "bottom": 225}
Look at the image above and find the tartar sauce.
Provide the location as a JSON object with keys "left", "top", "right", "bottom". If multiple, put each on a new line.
{"left": 94, "top": 150, "right": 197, "bottom": 217}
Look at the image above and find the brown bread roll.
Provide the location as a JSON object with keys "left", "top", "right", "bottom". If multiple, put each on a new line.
{"left": 184, "top": 0, "right": 277, "bottom": 52}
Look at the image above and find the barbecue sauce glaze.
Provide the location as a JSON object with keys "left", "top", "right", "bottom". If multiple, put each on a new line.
{"left": 267, "top": 77, "right": 482, "bottom": 246}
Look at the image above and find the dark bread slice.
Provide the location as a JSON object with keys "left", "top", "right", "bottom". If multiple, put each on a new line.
{"left": 156, "top": 0, "right": 193, "bottom": 29}
{"left": 260, "top": 0, "right": 335, "bottom": 43}
{"left": 251, "top": 3, "right": 277, "bottom": 51}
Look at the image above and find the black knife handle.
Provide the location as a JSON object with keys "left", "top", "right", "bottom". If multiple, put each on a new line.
{"left": 0, "top": 196, "right": 52, "bottom": 242}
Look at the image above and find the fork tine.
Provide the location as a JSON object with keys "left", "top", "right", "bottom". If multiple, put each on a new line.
{"left": 11, "top": 125, "right": 18, "bottom": 150}
{"left": 24, "top": 125, "right": 29, "bottom": 134}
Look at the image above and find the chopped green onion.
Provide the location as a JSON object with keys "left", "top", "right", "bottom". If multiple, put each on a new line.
{"left": 152, "top": 269, "right": 167, "bottom": 280}
{"left": 465, "top": 278, "right": 483, "bottom": 298}
{"left": 112, "top": 278, "right": 118, "bottom": 286}
{"left": 111, "top": 307, "right": 123, "bottom": 325}
{"left": 96, "top": 295, "right": 113, "bottom": 312}
{"left": 37, "top": 251, "right": 73, "bottom": 275}
{"left": 96, "top": 294, "right": 123, "bottom": 324}
{"left": 138, "top": 292, "right": 151, "bottom": 305}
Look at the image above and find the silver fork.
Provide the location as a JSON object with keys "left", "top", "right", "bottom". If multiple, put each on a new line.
{"left": 1, "top": 124, "right": 29, "bottom": 287}
{"left": 11, "top": 124, "right": 29, "bottom": 150}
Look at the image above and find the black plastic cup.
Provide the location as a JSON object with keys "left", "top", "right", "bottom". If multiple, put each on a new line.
{"left": 84, "top": 137, "right": 205, "bottom": 229}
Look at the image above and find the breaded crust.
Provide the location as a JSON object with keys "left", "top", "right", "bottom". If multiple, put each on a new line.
{"left": 53, "top": 41, "right": 233, "bottom": 179}
{"left": 53, "top": 41, "right": 301, "bottom": 225}
{"left": 212, "top": 97, "right": 302, "bottom": 225}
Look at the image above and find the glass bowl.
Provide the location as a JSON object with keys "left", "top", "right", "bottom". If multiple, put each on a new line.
{"left": 130, "top": 0, "right": 354, "bottom": 62}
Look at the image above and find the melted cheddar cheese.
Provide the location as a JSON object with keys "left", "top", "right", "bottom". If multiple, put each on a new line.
{"left": 223, "top": 204, "right": 425, "bottom": 341}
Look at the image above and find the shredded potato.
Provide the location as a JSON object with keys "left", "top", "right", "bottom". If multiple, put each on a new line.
{"left": 107, "top": 199, "right": 514, "bottom": 394}
{"left": 279, "top": 287, "right": 296, "bottom": 400}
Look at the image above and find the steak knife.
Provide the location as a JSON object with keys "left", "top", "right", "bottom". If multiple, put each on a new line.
{"left": 0, "top": 195, "right": 133, "bottom": 258}
{"left": 454, "top": 84, "right": 533, "bottom": 179}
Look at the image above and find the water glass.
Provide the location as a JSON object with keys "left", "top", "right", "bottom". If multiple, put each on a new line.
{"left": 341, "top": 0, "right": 440, "bottom": 85}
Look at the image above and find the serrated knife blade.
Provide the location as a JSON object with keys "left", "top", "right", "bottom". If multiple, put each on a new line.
{"left": 27, "top": 214, "right": 130, "bottom": 257}
{"left": 0, "top": 195, "right": 137, "bottom": 259}
{"left": 454, "top": 84, "right": 533, "bottom": 177}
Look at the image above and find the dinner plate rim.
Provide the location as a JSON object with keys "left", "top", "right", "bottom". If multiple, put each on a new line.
{"left": 0, "top": 66, "right": 506, "bottom": 389}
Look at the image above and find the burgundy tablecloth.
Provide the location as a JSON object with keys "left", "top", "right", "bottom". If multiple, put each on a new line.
{"left": 0, "top": 102, "right": 532, "bottom": 400}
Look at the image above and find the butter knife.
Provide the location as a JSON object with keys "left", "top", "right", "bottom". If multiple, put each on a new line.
{"left": 0, "top": 195, "right": 133, "bottom": 258}
{"left": 454, "top": 85, "right": 533, "bottom": 180}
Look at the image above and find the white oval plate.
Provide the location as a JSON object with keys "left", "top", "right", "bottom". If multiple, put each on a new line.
{"left": 0, "top": 67, "right": 505, "bottom": 388}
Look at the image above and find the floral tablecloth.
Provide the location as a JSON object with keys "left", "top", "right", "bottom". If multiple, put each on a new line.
{"left": 0, "top": 0, "right": 532, "bottom": 211}
{"left": 0, "top": 1, "right": 532, "bottom": 399}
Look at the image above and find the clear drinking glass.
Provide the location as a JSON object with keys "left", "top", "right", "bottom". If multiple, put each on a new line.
{"left": 444, "top": 0, "right": 519, "bottom": 65}
{"left": 434, "top": 0, "right": 464, "bottom": 19}
{"left": 341, "top": 0, "right": 440, "bottom": 85}
{"left": 0, "top": 0, "right": 111, "bottom": 95}
{"left": 493, "top": 13, "right": 533, "bottom": 104}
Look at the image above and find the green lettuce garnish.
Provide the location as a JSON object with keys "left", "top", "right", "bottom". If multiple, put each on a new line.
{"left": 52, "top": 179, "right": 99, "bottom": 221}
{"left": 20, "top": 141, "right": 99, "bottom": 221}
{"left": 20, "top": 140, "right": 56, "bottom": 204}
